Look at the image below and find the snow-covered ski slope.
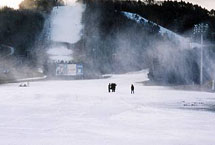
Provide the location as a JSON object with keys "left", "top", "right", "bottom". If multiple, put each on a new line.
{"left": 0, "top": 70, "right": 215, "bottom": 145}
{"left": 50, "top": 2, "right": 85, "bottom": 44}
{"left": 122, "top": 12, "right": 187, "bottom": 41}
{"left": 122, "top": 12, "right": 200, "bottom": 48}
{"left": 48, "top": 1, "right": 85, "bottom": 62}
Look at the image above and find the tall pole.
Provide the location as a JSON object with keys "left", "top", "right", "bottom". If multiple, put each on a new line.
{"left": 200, "top": 33, "right": 203, "bottom": 85}
{"left": 193, "top": 23, "right": 208, "bottom": 86}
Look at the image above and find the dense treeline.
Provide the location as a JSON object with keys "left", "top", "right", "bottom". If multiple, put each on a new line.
{"left": 0, "top": 0, "right": 64, "bottom": 62}
{"left": 84, "top": 0, "right": 215, "bottom": 40}
{"left": 0, "top": 0, "right": 61, "bottom": 81}
{"left": 0, "top": 7, "right": 44, "bottom": 59}
{"left": 115, "top": 0, "right": 215, "bottom": 34}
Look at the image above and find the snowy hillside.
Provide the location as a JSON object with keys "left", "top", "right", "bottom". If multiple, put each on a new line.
{"left": 122, "top": 12, "right": 187, "bottom": 40}
{"left": 121, "top": 11, "right": 199, "bottom": 48}
{"left": 0, "top": 70, "right": 215, "bottom": 145}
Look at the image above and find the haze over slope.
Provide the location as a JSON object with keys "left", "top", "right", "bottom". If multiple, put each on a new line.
{"left": 50, "top": 1, "right": 85, "bottom": 44}
{"left": 48, "top": 0, "right": 85, "bottom": 61}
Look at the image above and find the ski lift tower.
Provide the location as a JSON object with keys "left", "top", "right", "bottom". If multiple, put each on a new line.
{"left": 193, "top": 23, "right": 209, "bottom": 85}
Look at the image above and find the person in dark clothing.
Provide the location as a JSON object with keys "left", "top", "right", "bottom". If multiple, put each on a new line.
{"left": 108, "top": 83, "right": 111, "bottom": 92}
{"left": 131, "top": 84, "right": 134, "bottom": 94}
{"left": 111, "top": 83, "right": 117, "bottom": 92}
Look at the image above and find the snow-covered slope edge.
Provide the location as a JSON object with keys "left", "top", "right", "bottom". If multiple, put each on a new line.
{"left": 121, "top": 11, "right": 200, "bottom": 48}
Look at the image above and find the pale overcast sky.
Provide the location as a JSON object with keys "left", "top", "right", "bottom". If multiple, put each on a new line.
{"left": 0, "top": 0, "right": 24, "bottom": 9}
{"left": 0, "top": 0, "right": 214, "bottom": 10}
{"left": 159, "top": 0, "right": 214, "bottom": 10}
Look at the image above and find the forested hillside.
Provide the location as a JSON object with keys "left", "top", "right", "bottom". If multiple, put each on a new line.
{"left": 115, "top": 0, "right": 215, "bottom": 36}
{"left": 80, "top": 0, "right": 215, "bottom": 84}
{"left": 83, "top": 0, "right": 215, "bottom": 40}
{"left": 0, "top": 7, "right": 44, "bottom": 58}
{"left": 0, "top": 0, "right": 63, "bottom": 82}
{"left": 0, "top": 0, "right": 64, "bottom": 63}
{"left": 81, "top": 0, "right": 162, "bottom": 76}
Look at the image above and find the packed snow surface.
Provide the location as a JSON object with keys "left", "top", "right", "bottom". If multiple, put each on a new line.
{"left": 0, "top": 70, "right": 215, "bottom": 145}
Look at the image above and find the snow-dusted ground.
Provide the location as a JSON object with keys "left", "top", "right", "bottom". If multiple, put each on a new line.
{"left": 0, "top": 70, "right": 215, "bottom": 145}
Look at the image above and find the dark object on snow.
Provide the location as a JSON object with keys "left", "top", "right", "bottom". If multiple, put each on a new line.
{"left": 109, "top": 83, "right": 117, "bottom": 92}
{"left": 131, "top": 84, "right": 134, "bottom": 94}
{"left": 19, "top": 82, "right": 29, "bottom": 87}
{"left": 111, "top": 83, "right": 117, "bottom": 92}
{"left": 108, "top": 83, "right": 111, "bottom": 92}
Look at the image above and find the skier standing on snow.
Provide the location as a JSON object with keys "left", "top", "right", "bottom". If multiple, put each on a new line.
{"left": 108, "top": 83, "right": 111, "bottom": 92}
{"left": 131, "top": 84, "right": 134, "bottom": 94}
{"left": 111, "top": 83, "right": 117, "bottom": 92}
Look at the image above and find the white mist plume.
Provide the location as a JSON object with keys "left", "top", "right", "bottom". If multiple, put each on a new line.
{"left": 63, "top": 0, "right": 78, "bottom": 6}
{"left": 47, "top": 45, "right": 73, "bottom": 61}
{"left": 47, "top": 0, "right": 85, "bottom": 62}
{"left": 50, "top": 1, "right": 85, "bottom": 44}
{"left": 115, "top": 11, "right": 215, "bottom": 84}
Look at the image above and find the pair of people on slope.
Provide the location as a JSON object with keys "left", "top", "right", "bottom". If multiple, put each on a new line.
{"left": 108, "top": 83, "right": 117, "bottom": 92}
{"left": 108, "top": 83, "right": 135, "bottom": 94}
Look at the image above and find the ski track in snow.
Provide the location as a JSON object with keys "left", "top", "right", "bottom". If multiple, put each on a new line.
{"left": 0, "top": 70, "right": 215, "bottom": 145}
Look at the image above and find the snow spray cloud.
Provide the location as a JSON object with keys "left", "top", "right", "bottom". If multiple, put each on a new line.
{"left": 50, "top": 2, "right": 85, "bottom": 44}
{"left": 0, "top": 44, "right": 44, "bottom": 82}
{"left": 0, "top": 55, "right": 44, "bottom": 82}
{"left": 78, "top": 1, "right": 215, "bottom": 84}
{"left": 111, "top": 11, "right": 215, "bottom": 85}
{"left": 26, "top": 0, "right": 86, "bottom": 78}
{"left": 47, "top": 0, "right": 85, "bottom": 62}
{"left": 145, "top": 28, "right": 215, "bottom": 85}
{"left": 80, "top": 3, "right": 159, "bottom": 75}
{"left": 0, "top": 0, "right": 86, "bottom": 82}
